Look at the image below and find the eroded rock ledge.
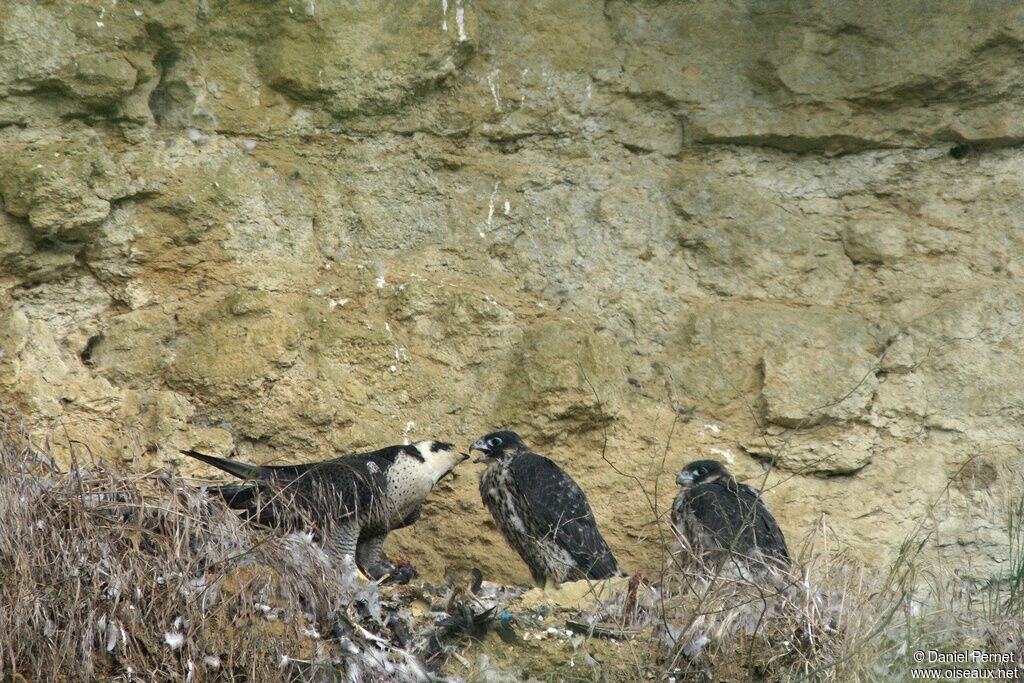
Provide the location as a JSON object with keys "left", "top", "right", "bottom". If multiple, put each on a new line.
{"left": 1, "top": 0, "right": 1022, "bottom": 586}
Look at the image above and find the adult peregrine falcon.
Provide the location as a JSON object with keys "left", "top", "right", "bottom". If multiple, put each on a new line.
{"left": 470, "top": 430, "right": 623, "bottom": 587}
{"left": 670, "top": 460, "right": 790, "bottom": 578}
{"left": 182, "top": 441, "right": 466, "bottom": 580}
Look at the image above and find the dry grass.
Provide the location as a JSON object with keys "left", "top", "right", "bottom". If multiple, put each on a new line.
{"left": 2, "top": 410, "right": 1021, "bottom": 682}
{"left": 625, "top": 520, "right": 1023, "bottom": 682}
{"left": 519, "top": 524, "right": 1024, "bottom": 682}
{"left": 0, "top": 418, "right": 429, "bottom": 682}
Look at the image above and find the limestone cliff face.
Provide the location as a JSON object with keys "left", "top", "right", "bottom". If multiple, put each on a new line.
{"left": 1, "top": 1, "right": 1021, "bottom": 584}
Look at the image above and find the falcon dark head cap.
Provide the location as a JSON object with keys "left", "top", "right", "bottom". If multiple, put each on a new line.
{"left": 676, "top": 459, "right": 729, "bottom": 487}
{"left": 469, "top": 430, "right": 522, "bottom": 463}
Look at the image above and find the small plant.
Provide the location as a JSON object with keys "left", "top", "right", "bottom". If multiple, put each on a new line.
{"left": 1003, "top": 478, "right": 1024, "bottom": 615}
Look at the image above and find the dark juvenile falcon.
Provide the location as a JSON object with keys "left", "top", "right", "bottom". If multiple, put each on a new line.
{"left": 182, "top": 441, "right": 466, "bottom": 580}
{"left": 470, "top": 430, "right": 623, "bottom": 587}
{"left": 670, "top": 459, "right": 790, "bottom": 578}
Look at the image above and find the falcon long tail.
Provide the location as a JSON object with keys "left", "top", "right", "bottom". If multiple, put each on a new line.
{"left": 587, "top": 551, "right": 625, "bottom": 580}
{"left": 181, "top": 449, "right": 267, "bottom": 481}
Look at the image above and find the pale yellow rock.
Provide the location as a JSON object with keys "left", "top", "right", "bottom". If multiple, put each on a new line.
{"left": 0, "top": 0, "right": 1021, "bottom": 590}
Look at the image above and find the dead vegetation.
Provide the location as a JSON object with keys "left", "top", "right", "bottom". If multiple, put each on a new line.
{"left": 0, "top": 411, "right": 1021, "bottom": 682}
{"left": 0, "top": 417, "right": 431, "bottom": 682}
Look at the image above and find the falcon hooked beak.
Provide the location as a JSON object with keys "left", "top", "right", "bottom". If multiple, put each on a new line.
{"left": 676, "top": 469, "right": 695, "bottom": 487}
{"left": 469, "top": 438, "right": 494, "bottom": 464}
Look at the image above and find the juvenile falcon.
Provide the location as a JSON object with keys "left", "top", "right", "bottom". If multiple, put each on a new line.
{"left": 470, "top": 430, "right": 623, "bottom": 587}
{"left": 670, "top": 459, "right": 790, "bottom": 578}
{"left": 182, "top": 441, "right": 466, "bottom": 581}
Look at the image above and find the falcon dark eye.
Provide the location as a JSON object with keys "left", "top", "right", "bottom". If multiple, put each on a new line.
{"left": 696, "top": 467, "right": 707, "bottom": 477}
{"left": 488, "top": 437, "right": 503, "bottom": 448}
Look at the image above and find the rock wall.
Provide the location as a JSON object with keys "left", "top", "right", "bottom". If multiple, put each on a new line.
{"left": 2, "top": 0, "right": 1022, "bottom": 585}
